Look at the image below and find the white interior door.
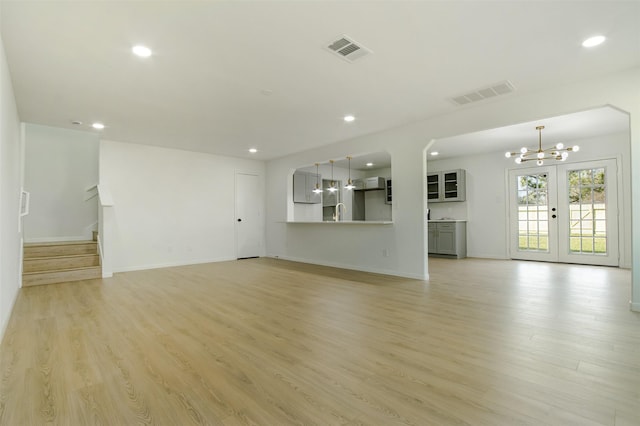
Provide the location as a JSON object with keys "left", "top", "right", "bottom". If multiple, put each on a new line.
{"left": 509, "top": 160, "right": 619, "bottom": 266}
{"left": 235, "top": 172, "right": 262, "bottom": 259}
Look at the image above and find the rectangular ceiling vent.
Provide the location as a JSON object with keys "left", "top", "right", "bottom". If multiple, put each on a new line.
{"left": 450, "top": 80, "right": 515, "bottom": 106}
{"left": 326, "top": 35, "right": 372, "bottom": 63}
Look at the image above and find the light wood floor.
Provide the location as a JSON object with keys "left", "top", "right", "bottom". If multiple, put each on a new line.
{"left": 0, "top": 258, "right": 638, "bottom": 425}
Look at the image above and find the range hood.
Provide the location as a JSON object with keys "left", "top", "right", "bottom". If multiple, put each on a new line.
{"left": 354, "top": 177, "right": 386, "bottom": 190}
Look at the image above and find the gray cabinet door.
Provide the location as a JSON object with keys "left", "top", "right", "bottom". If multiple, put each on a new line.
{"left": 428, "top": 222, "right": 466, "bottom": 258}
{"left": 436, "top": 228, "right": 456, "bottom": 254}
{"left": 293, "top": 173, "right": 308, "bottom": 203}
{"left": 428, "top": 223, "right": 437, "bottom": 254}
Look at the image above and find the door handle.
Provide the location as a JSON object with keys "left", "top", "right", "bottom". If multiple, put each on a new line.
{"left": 237, "top": 218, "right": 242, "bottom": 222}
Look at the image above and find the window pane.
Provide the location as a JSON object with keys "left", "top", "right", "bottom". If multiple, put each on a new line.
{"left": 594, "top": 238, "right": 607, "bottom": 254}
{"left": 516, "top": 174, "right": 549, "bottom": 253}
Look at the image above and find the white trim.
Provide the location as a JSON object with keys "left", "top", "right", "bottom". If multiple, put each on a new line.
{"left": 466, "top": 253, "right": 509, "bottom": 260}
{"left": 113, "top": 256, "right": 237, "bottom": 273}
{"left": 97, "top": 184, "right": 114, "bottom": 206}
{"left": 270, "top": 255, "right": 427, "bottom": 280}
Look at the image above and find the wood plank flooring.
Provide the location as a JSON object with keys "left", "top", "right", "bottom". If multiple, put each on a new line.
{"left": 0, "top": 257, "right": 638, "bottom": 425}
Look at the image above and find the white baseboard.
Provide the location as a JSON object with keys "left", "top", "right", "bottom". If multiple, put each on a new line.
{"left": 466, "top": 253, "right": 509, "bottom": 260}
{"left": 269, "top": 255, "right": 427, "bottom": 280}
{"left": 24, "top": 235, "right": 91, "bottom": 243}
{"left": 113, "top": 256, "right": 237, "bottom": 273}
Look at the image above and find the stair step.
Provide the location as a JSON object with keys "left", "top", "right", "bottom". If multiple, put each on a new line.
{"left": 24, "top": 241, "right": 97, "bottom": 258}
{"left": 23, "top": 254, "right": 100, "bottom": 273}
{"left": 22, "top": 266, "right": 102, "bottom": 287}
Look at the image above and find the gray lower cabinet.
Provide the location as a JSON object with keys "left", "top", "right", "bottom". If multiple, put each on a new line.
{"left": 428, "top": 221, "right": 466, "bottom": 258}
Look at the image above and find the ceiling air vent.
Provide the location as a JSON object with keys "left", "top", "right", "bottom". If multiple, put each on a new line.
{"left": 326, "top": 35, "right": 372, "bottom": 63}
{"left": 450, "top": 80, "right": 515, "bottom": 106}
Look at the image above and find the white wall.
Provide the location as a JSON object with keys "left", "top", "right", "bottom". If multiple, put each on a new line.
{"left": 266, "top": 68, "right": 640, "bottom": 294}
{"left": 427, "top": 132, "right": 632, "bottom": 265}
{"left": 23, "top": 124, "right": 99, "bottom": 242}
{"left": 100, "top": 140, "right": 266, "bottom": 272}
{"left": 0, "top": 24, "right": 22, "bottom": 340}
{"left": 268, "top": 141, "right": 427, "bottom": 279}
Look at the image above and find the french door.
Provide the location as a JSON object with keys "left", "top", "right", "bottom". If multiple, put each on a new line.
{"left": 508, "top": 159, "right": 618, "bottom": 266}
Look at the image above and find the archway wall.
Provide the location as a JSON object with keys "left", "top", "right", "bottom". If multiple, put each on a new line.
{"left": 266, "top": 68, "right": 640, "bottom": 304}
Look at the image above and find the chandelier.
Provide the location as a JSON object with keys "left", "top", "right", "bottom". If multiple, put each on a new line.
{"left": 505, "top": 125, "right": 579, "bottom": 166}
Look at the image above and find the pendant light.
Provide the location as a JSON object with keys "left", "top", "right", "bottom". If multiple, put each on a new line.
{"left": 312, "top": 163, "right": 322, "bottom": 194}
{"left": 327, "top": 160, "right": 338, "bottom": 193}
{"left": 344, "top": 156, "right": 355, "bottom": 190}
{"left": 505, "top": 126, "right": 579, "bottom": 166}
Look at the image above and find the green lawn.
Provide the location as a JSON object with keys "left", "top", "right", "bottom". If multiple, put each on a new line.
{"left": 518, "top": 234, "right": 606, "bottom": 254}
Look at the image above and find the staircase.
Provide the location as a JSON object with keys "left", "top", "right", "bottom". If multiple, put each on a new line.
{"left": 22, "top": 233, "right": 101, "bottom": 287}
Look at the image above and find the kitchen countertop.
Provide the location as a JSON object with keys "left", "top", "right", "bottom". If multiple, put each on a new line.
{"left": 285, "top": 220, "right": 393, "bottom": 225}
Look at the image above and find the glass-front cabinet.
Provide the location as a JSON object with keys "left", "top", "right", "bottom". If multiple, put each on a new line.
{"left": 426, "top": 169, "right": 466, "bottom": 202}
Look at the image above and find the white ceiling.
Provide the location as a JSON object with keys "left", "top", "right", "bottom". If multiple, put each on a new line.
{"left": 1, "top": 1, "right": 638, "bottom": 161}
{"left": 430, "top": 106, "right": 630, "bottom": 161}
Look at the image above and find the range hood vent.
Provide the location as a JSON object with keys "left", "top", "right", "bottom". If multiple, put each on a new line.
{"left": 450, "top": 80, "right": 515, "bottom": 106}
{"left": 326, "top": 35, "right": 372, "bottom": 63}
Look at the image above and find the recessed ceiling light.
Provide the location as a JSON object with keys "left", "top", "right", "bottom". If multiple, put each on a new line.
{"left": 92, "top": 122, "right": 105, "bottom": 130}
{"left": 343, "top": 115, "right": 355, "bottom": 122}
{"left": 248, "top": 148, "right": 258, "bottom": 153}
{"left": 132, "top": 45, "right": 152, "bottom": 57}
{"left": 430, "top": 151, "right": 439, "bottom": 156}
{"left": 582, "top": 35, "right": 606, "bottom": 48}
{"left": 366, "top": 162, "right": 373, "bottom": 167}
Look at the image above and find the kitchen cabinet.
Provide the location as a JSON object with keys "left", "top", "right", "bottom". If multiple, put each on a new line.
{"left": 426, "top": 169, "right": 466, "bottom": 202}
{"left": 293, "top": 171, "right": 321, "bottom": 204}
{"left": 428, "top": 221, "right": 466, "bottom": 258}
